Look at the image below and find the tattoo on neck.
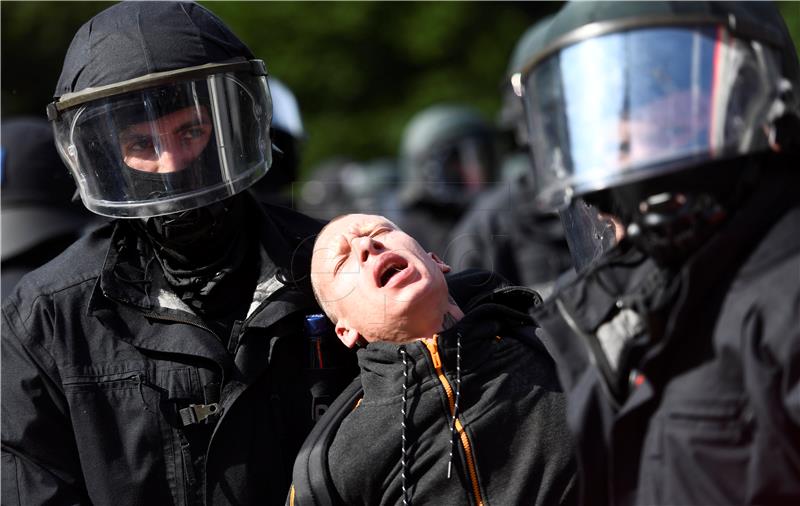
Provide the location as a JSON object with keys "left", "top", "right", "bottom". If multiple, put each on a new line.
{"left": 441, "top": 311, "right": 458, "bottom": 331}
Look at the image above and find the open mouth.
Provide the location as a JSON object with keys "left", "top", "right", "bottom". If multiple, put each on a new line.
{"left": 378, "top": 257, "right": 409, "bottom": 288}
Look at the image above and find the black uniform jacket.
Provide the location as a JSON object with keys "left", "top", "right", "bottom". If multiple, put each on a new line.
{"left": 328, "top": 284, "right": 578, "bottom": 506}
{"left": 445, "top": 181, "right": 572, "bottom": 297}
{"left": 1, "top": 198, "right": 359, "bottom": 506}
{"left": 534, "top": 172, "right": 800, "bottom": 506}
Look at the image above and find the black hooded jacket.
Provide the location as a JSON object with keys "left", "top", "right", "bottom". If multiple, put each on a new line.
{"left": 326, "top": 284, "right": 578, "bottom": 506}
{"left": 1, "top": 197, "right": 359, "bottom": 506}
{"left": 533, "top": 168, "right": 800, "bottom": 506}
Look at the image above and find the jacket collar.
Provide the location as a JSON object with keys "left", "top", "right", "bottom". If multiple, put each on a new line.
{"left": 356, "top": 287, "right": 540, "bottom": 401}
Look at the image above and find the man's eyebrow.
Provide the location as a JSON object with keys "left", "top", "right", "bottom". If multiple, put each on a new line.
{"left": 348, "top": 221, "right": 393, "bottom": 237}
{"left": 118, "top": 116, "right": 208, "bottom": 142}
{"left": 173, "top": 117, "right": 209, "bottom": 134}
{"left": 118, "top": 127, "right": 150, "bottom": 143}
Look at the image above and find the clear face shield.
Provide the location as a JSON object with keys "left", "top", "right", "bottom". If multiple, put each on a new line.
{"left": 414, "top": 134, "right": 494, "bottom": 204}
{"left": 522, "top": 22, "right": 786, "bottom": 269}
{"left": 49, "top": 60, "right": 273, "bottom": 218}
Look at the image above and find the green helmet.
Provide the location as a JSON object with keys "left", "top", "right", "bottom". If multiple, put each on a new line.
{"left": 498, "top": 14, "right": 556, "bottom": 144}
{"left": 399, "top": 104, "right": 496, "bottom": 208}
{"left": 520, "top": 0, "right": 800, "bottom": 212}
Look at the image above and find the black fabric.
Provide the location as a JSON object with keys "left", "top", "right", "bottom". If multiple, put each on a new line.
{"left": 0, "top": 197, "right": 360, "bottom": 506}
{"left": 446, "top": 180, "right": 573, "bottom": 296}
{"left": 288, "top": 377, "right": 363, "bottom": 506}
{"left": 322, "top": 283, "right": 577, "bottom": 506}
{"left": 133, "top": 195, "right": 260, "bottom": 340}
{"left": 1, "top": 116, "right": 77, "bottom": 205}
{"left": 534, "top": 166, "right": 800, "bottom": 506}
{"left": 55, "top": 1, "right": 255, "bottom": 97}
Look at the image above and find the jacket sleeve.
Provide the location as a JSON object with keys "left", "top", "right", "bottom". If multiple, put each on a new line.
{"left": 1, "top": 301, "right": 88, "bottom": 506}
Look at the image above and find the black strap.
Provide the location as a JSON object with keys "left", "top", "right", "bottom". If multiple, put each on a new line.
{"left": 288, "top": 377, "right": 363, "bottom": 506}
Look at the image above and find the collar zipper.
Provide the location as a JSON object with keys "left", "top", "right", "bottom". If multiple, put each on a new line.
{"left": 423, "top": 337, "right": 484, "bottom": 506}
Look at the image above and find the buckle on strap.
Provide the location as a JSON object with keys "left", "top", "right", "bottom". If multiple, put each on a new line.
{"left": 179, "top": 403, "right": 221, "bottom": 426}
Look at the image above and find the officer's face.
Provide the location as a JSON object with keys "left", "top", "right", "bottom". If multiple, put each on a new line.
{"left": 118, "top": 106, "right": 212, "bottom": 173}
{"left": 311, "top": 214, "right": 452, "bottom": 346}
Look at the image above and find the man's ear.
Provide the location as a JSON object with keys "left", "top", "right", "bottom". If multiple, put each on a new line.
{"left": 429, "top": 252, "right": 451, "bottom": 273}
{"left": 335, "top": 319, "right": 362, "bottom": 348}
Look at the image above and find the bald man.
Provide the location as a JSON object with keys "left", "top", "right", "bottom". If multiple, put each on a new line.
{"left": 302, "top": 213, "right": 577, "bottom": 506}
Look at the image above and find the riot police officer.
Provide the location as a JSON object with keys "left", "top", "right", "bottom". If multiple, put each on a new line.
{"left": 393, "top": 103, "right": 497, "bottom": 256}
{"left": 1, "top": 2, "right": 357, "bottom": 505}
{"left": 520, "top": 1, "right": 800, "bottom": 505}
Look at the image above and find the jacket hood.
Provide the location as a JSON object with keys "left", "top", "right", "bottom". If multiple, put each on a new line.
{"left": 445, "top": 268, "right": 543, "bottom": 313}
{"left": 356, "top": 281, "right": 543, "bottom": 401}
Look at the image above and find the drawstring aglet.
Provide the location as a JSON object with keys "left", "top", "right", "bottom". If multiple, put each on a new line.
{"left": 447, "top": 460, "right": 452, "bottom": 479}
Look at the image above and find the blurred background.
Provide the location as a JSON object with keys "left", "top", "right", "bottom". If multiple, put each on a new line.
{"left": 5, "top": 1, "right": 795, "bottom": 181}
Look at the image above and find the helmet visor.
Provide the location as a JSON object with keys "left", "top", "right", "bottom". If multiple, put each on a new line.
{"left": 559, "top": 198, "right": 624, "bottom": 272}
{"left": 524, "top": 24, "right": 781, "bottom": 211}
{"left": 53, "top": 70, "right": 272, "bottom": 217}
{"left": 414, "top": 135, "right": 494, "bottom": 203}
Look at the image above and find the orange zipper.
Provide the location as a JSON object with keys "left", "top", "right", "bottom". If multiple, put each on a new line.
{"left": 424, "top": 337, "right": 484, "bottom": 506}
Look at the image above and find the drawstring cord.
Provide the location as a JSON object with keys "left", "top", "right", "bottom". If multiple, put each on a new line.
{"left": 447, "top": 332, "right": 462, "bottom": 479}
{"left": 400, "top": 346, "right": 411, "bottom": 506}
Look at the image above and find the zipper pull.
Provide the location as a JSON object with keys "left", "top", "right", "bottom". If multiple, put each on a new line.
{"left": 426, "top": 336, "right": 442, "bottom": 369}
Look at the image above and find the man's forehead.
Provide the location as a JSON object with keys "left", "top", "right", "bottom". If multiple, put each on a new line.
{"left": 314, "top": 214, "right": 395, "bottom": 259}
{"left": 325, "top": 214, "right": 393, "bottom": 239}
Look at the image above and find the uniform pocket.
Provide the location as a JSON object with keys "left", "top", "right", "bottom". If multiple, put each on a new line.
{"left": 62, "top": 363, "right": 202, "bottom": 506}
{"left": 640, "top": 397, "right": 752, "bottom": 505}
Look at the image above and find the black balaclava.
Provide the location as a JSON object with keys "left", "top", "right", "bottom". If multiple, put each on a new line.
{"left": 136, "top": 193, "right": 260, "bottom": 337}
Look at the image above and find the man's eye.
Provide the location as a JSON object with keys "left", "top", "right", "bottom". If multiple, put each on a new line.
{"left": 333, "top": 257, "right": 347, "bottom": 276}
{"left": 370, "top": 227, "right": 391, "bottom": 238}
{"left": 181, "top": 126, "right": 208, "bottom": 142}
{"left": 126, "top": 137, "right": 154, "bottom": 154}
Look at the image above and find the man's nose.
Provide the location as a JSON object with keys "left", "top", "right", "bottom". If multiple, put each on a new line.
{"left": 352, "top": 236, "right": 384, "bottom": 264}
{"left": 155, "top": 139, "right": 188, "bottom": 173}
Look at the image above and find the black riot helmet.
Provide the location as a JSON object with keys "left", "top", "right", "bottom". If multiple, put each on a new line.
{"left": 519, "top": 1, "right": 800, "bottom": 268}
{"left": 47, "top": 1, "right": 274, "bottom": 218}
{"left": 398, "top": 104, "right": 496, "bottom": 209}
